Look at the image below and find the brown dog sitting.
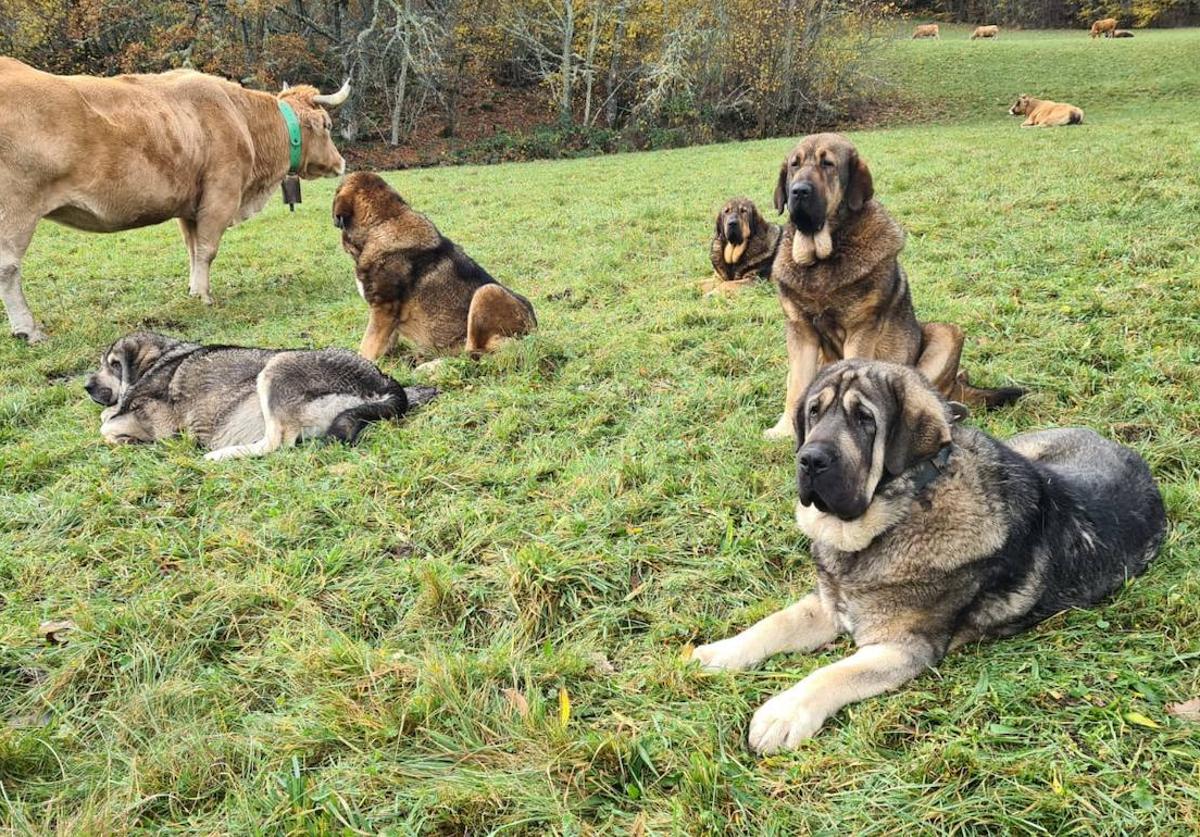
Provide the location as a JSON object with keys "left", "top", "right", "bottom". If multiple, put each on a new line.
{"left": 702, "top": 197, "right": 782, "bottom": 296}
{"left": 333, "top": 172, "right": 536, "bottom": 362}
{"left": 763, "top": 133, "right": 1022, "bottom": 440}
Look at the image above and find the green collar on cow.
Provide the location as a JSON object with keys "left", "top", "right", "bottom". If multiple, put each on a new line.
{"left": 277, "top": 100, "right": 302, "bottom": 174}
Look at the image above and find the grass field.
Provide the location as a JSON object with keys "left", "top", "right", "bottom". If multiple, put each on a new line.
{"left": 2, "top": 27, "right": 1199, "bottom": 835}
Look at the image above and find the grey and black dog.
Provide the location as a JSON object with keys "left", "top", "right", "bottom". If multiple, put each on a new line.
{"left": 693, "top": 359, "right": 1166, "bottom": 754}
{"left": 84, "top": 332, "right": 437, "bottom": 460}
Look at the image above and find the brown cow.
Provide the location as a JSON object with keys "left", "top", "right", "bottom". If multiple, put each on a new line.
{"left": 0, "top": 58, "right": 349, "bottom": 342}
{"left": 970, "top": 25, "right": 1000, "bottom": 40}
{"left": 1090, "top": 18, "right": 1118, "bottom": 38}
{"left": 912, "top": 24, "right": 940, "bottom": 39}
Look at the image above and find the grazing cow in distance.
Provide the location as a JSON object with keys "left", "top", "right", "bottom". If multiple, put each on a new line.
{"left": 970, "top": 25, "right": 1000, "bottom": 40}
{"left": 0, "top": 58, "right": 350, "bottom": 343}
{"left": 1090, "top": 18, "right": 1118, "bottom": 38}
{"left": 912, "top": 24, "right": 940, "bottom": 39}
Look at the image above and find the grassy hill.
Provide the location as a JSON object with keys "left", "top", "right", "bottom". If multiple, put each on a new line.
{"left": 2, "top": 28, "right": 1198, "bottom": 834}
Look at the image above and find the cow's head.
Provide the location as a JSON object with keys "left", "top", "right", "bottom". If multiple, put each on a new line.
{"left": 278, "top": 82, "right": 350, "bottom": 179}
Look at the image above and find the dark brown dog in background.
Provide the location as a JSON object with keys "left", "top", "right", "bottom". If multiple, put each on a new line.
{"left": 764, "top": 133, "right": 1021, "bottom": 440}
{"left": 333, "top": 172, "right": 536, "bottom": 362}
{"left": 702, "top": 197, "right": 781, "bottom": 296}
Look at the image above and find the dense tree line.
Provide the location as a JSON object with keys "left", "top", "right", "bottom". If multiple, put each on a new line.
{"left": 897, "top": 0, "right": 1200, "bottom": 28}
{"left": 0, "top": 0, "right": 896, "bottom": 149}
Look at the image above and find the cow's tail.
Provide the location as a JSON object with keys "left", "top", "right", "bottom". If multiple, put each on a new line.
{"left": 1069, "top": 109, "right": 1083, "bottom": 125}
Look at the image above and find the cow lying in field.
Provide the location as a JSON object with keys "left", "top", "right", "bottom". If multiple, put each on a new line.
{"left": 0, "top": 58, "right": 350, "bottom": 343}
{"left": 970, "top": 25, "right": 999, "bottom": 40}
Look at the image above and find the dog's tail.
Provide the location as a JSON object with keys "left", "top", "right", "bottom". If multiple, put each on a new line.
{"left": 328, "top": 385, "right": 439, "bottom": 444}
{"left": 951, "top": 370, "right": 1025, "bottom": 410}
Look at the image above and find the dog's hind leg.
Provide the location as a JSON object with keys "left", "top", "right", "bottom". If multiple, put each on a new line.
{"left": 204, "top": 364, "right": 293, "bottom": 461}
{"left": 465, "top": 284, "right": 536, "bottom": 358}
{"left": 916, "top": 321, "right": 964, "bottom": 396}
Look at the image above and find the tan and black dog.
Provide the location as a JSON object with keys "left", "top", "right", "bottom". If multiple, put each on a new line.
{"left": 763, "top": 133, "right": 1021, "bottom": 440}
{"left": 333, "top": 171, "right": 537, "bottom": 362}
{"left": 702, "top": 197, "right": 781, "bottom": 296}
{"left": 694, "top": 360, "right": 1166, "bottom": 753}
{"left": 1008, "top": 94, "right": 1084, "bottom": 127}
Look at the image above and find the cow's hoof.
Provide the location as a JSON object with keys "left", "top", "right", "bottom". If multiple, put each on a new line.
{"left": 13, "top": 327, "right": 49, "bottom": 344}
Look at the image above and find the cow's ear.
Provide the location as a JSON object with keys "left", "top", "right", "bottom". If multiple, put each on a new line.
{"left": 773, "top": 162, "right": 788, "bottom": 215}
{"left": 846, "top": 151, "right": 874, "bottom": 212}
{"left": 885, "top": 374, "right": 951, "bottom": 476}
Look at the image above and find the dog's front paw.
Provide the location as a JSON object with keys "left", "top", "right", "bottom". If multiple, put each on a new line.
{"left": 748, "top": 690, "right": 825, "bottom": 754}
{"left": 691, "top": 638, "right": 754, "bottom": 672}
{"left": 763, "top": 414, "right": 795, "bottom": 441}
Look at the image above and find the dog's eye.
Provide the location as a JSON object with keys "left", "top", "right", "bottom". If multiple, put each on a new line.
{"left": 820, "top": 158, "right": 835, "bottom": 168}
{"left": 109, "top": 359, "right": 121, "bottom": 373}
{"left": 808, "top": 402, "right": 820, "bottom": 418}
{"left": 855, "top": 407, "right": 875, "bottom": 428}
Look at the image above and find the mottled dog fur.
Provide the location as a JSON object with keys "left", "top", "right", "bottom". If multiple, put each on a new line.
{"left": 694, "top": 360, "right": 1166, "bottom": 754}
{"left": 85, "top": 332, "right": 435, "bottom": 460}
{"left": 333, "top": 171, "right": 537, "bottom": 362}
{"left": 765, "top": 132, "right": 1021, "bottom": 440}
{"left": 702, "top": 197, "right": 781, "bottom": 296}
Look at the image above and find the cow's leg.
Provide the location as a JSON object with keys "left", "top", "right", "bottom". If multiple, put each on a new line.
{"left": 186, "top": 202, "right": 235, "bottom": 305}
{"left": 0, "top": 220, "right": 45, "bottom": 343}
{"left": 179, "top": 218, "right": 198, "bottom": 293}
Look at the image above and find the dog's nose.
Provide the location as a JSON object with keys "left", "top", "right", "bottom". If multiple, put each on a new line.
{"left": 791, "top": 181, "right": 814, "bottom": 200}
{"left": 799, "top": 445, "right": 833, "bottom": 476}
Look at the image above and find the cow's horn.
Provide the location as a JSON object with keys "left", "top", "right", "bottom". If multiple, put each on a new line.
{"left": 314, "top": 80, "right": 351, "bottom": 108}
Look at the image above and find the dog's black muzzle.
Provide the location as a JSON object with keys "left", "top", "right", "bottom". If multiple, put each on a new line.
{"left": 797, "top": 442, "right": 867, "bottom": 521}
{"left": 84, "top": 375, "right": 114, "bottom": 406}
{"left": 788, "top": 179, "right": 826, "bottom": 234}
{"left": 724, "top": 220, "right": 744, "bottom": 245}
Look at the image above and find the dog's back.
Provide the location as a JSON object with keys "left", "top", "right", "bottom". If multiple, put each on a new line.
{"left": 1004, "top": 427, "right": 1166, "bottom": 625}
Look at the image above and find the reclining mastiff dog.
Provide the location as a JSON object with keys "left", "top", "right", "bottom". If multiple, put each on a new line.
{"left": 0, "top": 58, "right": 350, "bottom": 343}
{"left": 333, "top": 172, "right": 537, "bottom": 362}
{"left": 693, "top": 360, "right": 1167, "bottom": 754}
{"left": 764, "top": 132, "right": 1021, "bottom": 440}
{"left": 702, "top": 197, "right": 781, "bottom": 296}
{"left": 85, "top": 332, "right": 436, "bottom": 460}
{"left": 1009, "top": 94, "right": 1084, "bottom": 127}
{"left": 970, "top": 25, "right": 1000, "bottom": 39}
{"left": 911, "top": 24, "right": 940, "bottom": 39}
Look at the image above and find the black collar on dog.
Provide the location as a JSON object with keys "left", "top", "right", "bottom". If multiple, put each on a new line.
{"left": 881, "top": 444, "right": 953, "bottom": 493}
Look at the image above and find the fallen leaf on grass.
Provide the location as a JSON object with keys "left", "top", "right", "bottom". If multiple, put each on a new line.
{"left": 1123, "top": 711, "right": 1161, "bottom": 730}
{"left": 558, "top": 687, "right": 571, "bottom": 728}
{"left": 1166, "top": 699, "right": 1200, "bottom": 722}
{"left": 502, "top": 688, "right": 529, "bottom": 718}
{"left": 38, "top": 620, "right": 75, "bottom": 645}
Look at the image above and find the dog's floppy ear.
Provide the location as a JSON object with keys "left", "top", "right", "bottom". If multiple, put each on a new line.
{"left": 748, "top": 203, "right": 761, "bottom": 236}
{"left": 773, "top": 162, "right": 788, "bottom": 215}
{"left": 846, "top": 151, "right": 874, "bottom": 212}
{"left": 332, "top": 190, "right": 353, "bottom": 230}
{"left": 128, "top": 341, "right": 164, "bottom": 386}
{"left": 885, "top": 374, "right": 952, "bottom": 476}
{"left": 714, "top": 208, "right": 724, "bottom": 241}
